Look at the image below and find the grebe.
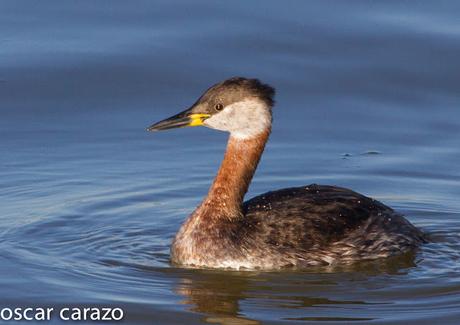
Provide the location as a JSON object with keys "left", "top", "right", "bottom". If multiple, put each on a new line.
{"left": 147, "top": 77, "right": 425, "bottom": 270}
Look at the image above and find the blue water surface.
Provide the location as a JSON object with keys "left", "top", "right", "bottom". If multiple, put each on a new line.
{"left": 1, "top": 1, "right": 460, "bottom": 324}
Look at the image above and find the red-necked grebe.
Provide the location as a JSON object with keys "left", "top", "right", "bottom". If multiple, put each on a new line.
{"left": 147, "top": 77, "right": 426, "bottom": 270}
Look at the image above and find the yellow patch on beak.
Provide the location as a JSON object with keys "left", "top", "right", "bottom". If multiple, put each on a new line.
{"left": 189, "top": 113, "right": 211, "bottom": 127}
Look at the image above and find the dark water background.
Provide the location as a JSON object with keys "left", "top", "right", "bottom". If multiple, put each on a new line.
{"left": 1, "top": 1, "right": 460, "bottom": 324}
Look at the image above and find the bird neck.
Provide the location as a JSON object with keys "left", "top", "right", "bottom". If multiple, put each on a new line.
{"left": 199, "top": 129, "right": 271, "bottom": 219}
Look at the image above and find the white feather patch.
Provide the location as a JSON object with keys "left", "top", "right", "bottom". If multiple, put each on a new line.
{"left": 204, "top": 99, "right": 271, "bottom": 139}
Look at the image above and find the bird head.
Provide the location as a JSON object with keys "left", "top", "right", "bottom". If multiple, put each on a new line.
{"left": 147, "top": 77, "right": 275, "bottom": 139}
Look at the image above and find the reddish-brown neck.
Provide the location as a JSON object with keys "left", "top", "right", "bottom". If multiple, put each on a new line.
{"left": 198, "top": 129, "right": 271, "bottom": 218}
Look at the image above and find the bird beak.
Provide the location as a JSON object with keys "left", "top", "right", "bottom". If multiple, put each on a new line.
{"left": 146, "top": 109, "right": 211, "bottom": 132}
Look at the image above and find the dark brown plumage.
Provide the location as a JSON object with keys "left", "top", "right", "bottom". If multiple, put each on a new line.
{"left": 241, "top": 185, "right": 426, "bottom": 267}
{"left": 193, "top": 77, "right": 276, "bottom": 110}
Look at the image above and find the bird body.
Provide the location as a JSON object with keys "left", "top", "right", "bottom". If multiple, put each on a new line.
{"left": 148, "top": 77, "right": 425, "bottom": 270}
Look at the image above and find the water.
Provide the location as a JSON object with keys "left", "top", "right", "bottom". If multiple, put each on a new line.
{"left": 1, "top": 0, "right": 460, "bottom": 323}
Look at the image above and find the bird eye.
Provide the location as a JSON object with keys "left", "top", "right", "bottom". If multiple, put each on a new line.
{"left": 215, "top": 103, "right": 224, "bottom": 111}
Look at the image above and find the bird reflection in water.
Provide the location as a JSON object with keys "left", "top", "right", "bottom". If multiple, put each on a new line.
{"left": 172, "top": 252, "right": 418, "bottom": 324}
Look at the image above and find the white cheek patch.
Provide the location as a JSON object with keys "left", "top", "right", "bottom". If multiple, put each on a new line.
{"left": 203, "top": 99, "right": 272, "bottom": 139}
